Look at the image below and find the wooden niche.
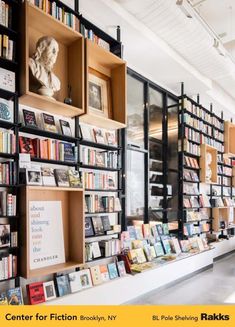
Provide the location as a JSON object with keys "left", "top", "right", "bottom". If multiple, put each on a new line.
{"left": 80, "top": 39, "right": 127, "bottom": 130}
{"left": 212, "top": 207, "right": 230, "bottom": 232}
{"left": 200, "top": 144, "right": 218, "bottom": 184}
{"left": 224, "top": 121, "right": 235, "bottom": 157}
{"left": 20, "top": 186, "right": 84, "bottom": 279}
{"left": 19, "top": 1, "right": 84, "bottom": 117}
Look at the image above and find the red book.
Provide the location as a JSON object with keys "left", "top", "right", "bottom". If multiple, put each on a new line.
{"left": 32, "top": 138, "right": 40, "bottom": 158}
{"left": 27, "top": 282, "right": 45, "bottom": 305}
{"left": 19, "top": 137, "right": 34, "bottom": 156}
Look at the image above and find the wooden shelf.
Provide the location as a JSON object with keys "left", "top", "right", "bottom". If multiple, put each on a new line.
{"left": 20, "top": 1, "right": 84, "bottom": 117}
{"left": 200, "top": 144, "right": 218, "bottom": 184}
{"left": 212, "top": 207, "right": 231, "bottom": 232}
{"left": 80, "top": 39, "right": 126, "bottom": 130}
{"left": 20, "top": 186, "right": 84, "bottom": 279}
{"left": 225, "top": 121, "right": 235, "bottom": 157}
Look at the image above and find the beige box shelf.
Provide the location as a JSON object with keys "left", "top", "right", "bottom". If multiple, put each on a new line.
{"left": 20, "top": 186, "right": 84, "bottom": 279}
{"left": 225, "top": 121, "right": 235, "bottom": 157}
{"left": 200, "top": 144, "right": 218, "bottom": 184}
{"left": 80, "top": 39, "right": 127, "bottom": 130}
{"left": 20, "top": 2, "right": 84, "bottom": 117}
{"left": 212, "top": 207, "right": 229, "bottom": 232}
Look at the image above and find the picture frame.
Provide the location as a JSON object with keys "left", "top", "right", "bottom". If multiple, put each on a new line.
{"left": 26, "top": 167, "right": 42, "bottom": 186}
{"left": 88, "top": 68, "right": 112, "bottom": 118}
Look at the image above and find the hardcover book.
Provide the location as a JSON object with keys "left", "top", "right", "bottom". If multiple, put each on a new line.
{"left": 78, "top": 269, "right": 93, "bottom": 290}
{"left": 27, "top": 282, "right": 45, "bottom": 305}
{"left": 117, "top": 261, "right": 126, "bottom": 277}
{"left": 41, "top": 167, "right": 56, "bottom": 186}
{"left": 154, "top": 242, "right": 165, "bottom": 257}
{"left": 0, "top": 98, "right": 14, "bottom": 123}
{"left": 90, "top": 265, "right": 103, "bottom": 285}
{"left": 60, "top": 119, "right": 72, "bottom": 137}
{"left": 91, "top": 241, "right": 102, "bottom": 258}
{"left": 68, "top": 169, "right": 82, "bottom": 188}
{"left": 42, "top": 113, "right": 57, "bottom": 133}
{"left": 92, "top": 216, "right": 105, "bottom": 235}
{"left": 19, "top": 137, "right": 34, "bottom": 156}
{"left": 55, "top": 275, "right": 71, "bottom": 297}
{"left": 93, "top": 128, "right": 105, "bottom": 144}
{"left": 0, "top": 292, "right": 8, "bottom": 305}
{"left": 107, "top": 262, "right": 119, "bottom": 279}
{"left": 43, "top": 281, "right": 56, "bottom": 301}
{"left": 68, "top": 271, "right": 82, "bottom": 293}
{"left": 63, "top": 143, "right": 75, "bottom": 162}
{"left": 100, "top": 264, "right": 110, "bottom": 282}
{"left": 0, "top": 224, "right": 10, "bottom": 248}
{"left": 101, "top": 216, "right": 111, "bottom": 232}
{"left": 85, "top": 217, "right": 95, "bottom": 237}
{"left": 7, "top": 287, "right": 23, "bottom": 305}
{"left": 22, "top": 109, "right": 37, "bottom": 128}
{"left": 54, "top": 169, "right": 70, "bottom": 187}
{"left": 106, "top": 131, "right": 116, "bottom": 145}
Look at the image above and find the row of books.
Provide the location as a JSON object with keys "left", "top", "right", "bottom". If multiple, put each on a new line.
{"left": 184, "top": 223, "right": 210, "bottom": 236}
{"left": 81, "top": 147, "right": 119, "bottom": 169}
{"left": 0, "top": 0, "right": 12, "bottom": 29}
{"left": 0, "top": 161, "right": 16, "bottom": 185}
{"left": 85, "top": 194, "right": 121, "bottom": 214}
{"left": 183, "top": 156, "right": 199, "bottom": 169}
{"left": 81, "top": 24, "right": 110, "bottom": 52}
{"left": 0, "top": 34, "right": 15, "bottom": 61}
{"left": 183, "top": 183, "right": 199, "bottom": 195}
{"left": 85, "top": 216, "right": 120, "bottom": 238}
{"left": 185, "top": 126, "right": 200, "bottom": 144}
{"left": 22, "top": 109, "right": 72, "bottom": 137}
{"left": 180, "top": 139, "right": 200, "bottom": 156}
{"left": 85, "top": 239, "right": 121, "bottom": 261}
{"left": 0, "top": 254, "right": 17, "bottom": 281}
{"left": 0, "top": 286, "right": 22, "bottom": 305}
{"left": 0, "top": 192, "right": 16, "bottom": 216}
{"left": 80, "top": 123, "right": 117, "bottom": 146}
{"left": 221, "top": 177, "right": 231, "bottom": 187}
{"left": 218, "top": 165, "right": 232, "bottom": 176}
{"left": 0, "top": 225, "right": 17, "bottom": 248}
{"left": 211, "top": 197, "right": 235, "bottom": 208}
{"left": 25, "top": 261, "right": 127, "bottom": 305}
{"left": 126, "top": 223, "right": 169, "bottom": 242}
{"left": 19, "top": 136, "right": 76, "bottom": 162}
{"left": 202, "top": 136, "right": 224, "bottom": 152}
{"left": 181, "top": 113, "right": 213, "bottom": 136}
{"left": 185, "top": 210, "right": 210, "bottom": 222}
{"left": 213, "top": 129, "right": 224, "bottom": 142}
{"left": 84, "top": 171, "right": 116, "bottom": 190}
{"left": 182, "top": 99, "right": 224, "bottom": 129}
{"left": 183, "top": 195, "right": 211, "bottom": 209}
{"left": 25, "top": 167, "right": 82, "bottom": 188}
{"left": 184, "top": 169, "right": 199, "bottom": 182}
{"left": 0, "top": 130, "right": 16, "bottom": 154}
{"left": 29, "top": 0, "right": 80, "bottom": 32}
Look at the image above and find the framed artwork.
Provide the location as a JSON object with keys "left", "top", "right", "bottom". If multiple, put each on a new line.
{"left": 88, "top": 68, "right": 112, "bottom": 118}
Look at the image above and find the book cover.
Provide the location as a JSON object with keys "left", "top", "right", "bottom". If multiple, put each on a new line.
{"left": 43, "top": 281, "right": 56, "bottom": 301}
{"left": 101, "top": 216, "right": 111, "bottom": 232}
{"left": 55, "top": 275, "right": 71, "bottom": 297}
{"left": 78, "top": 269, "right": 93, "bottom": 290}
{"left": 90, "top": 265, "right": 103, "bottom": 285}
{"left": 107, "top": 263, "right": 119, "bottom": 279}
{"left": 154, "top": 242, "right": 165, "bottom": 257}
{"left": 63, "top": 143, "right": 75, "bottom": 162}
{"left": 27, "top": 282, "right": 45, "bottom": 305}
{"left": 93, "top": 128, "right": 105, "bottom": 144}
{"left": 22, "top": 109, "right": 37, "bottom": 128}
{"left": 54, "top": 169, "right": 70, "bottom": 187}
{"left": 68, "top": 271, "right": 82, "bottom": 293}
{"left": 41, "top": 167, "right": 56, "bottom": 186}
{"left": 117, "top": 261, "right": 126, "bottom": 277}
{"left": 0, "top": 224, "right": 10, "bottom": 248}
{"left": 0, "top": 292, "right": 8, "bottom": 305}
{"left": 92, "top": 216, "right": 105, "bottom": 235}
{"left": 100, "top": 265, "right": 110, "bottom": 282}
{"left": 68, "top": 169, "right": 82, "bottom": 188}
{"left": 60, "top": 119, "right": 72, "bottom": 137}
{"left": 85, "top": 217, "right": 95, "bottom": 237}
{"left": 106, "top": 131, "right": 116, "bottom": 146}
{"left": 91, "top": 241, "right": 101, "bottom": 258}
{"left": 7, "top": 287, "right": 23, "bottom": 305}
{"left": 0, "top": 98, "right": 14, "bottom": 123}
{"left": 19, "top": 137, "right": 34, "bottom": 156}
{"left": 42, "top": 113, "right": 57, "bottom": 133}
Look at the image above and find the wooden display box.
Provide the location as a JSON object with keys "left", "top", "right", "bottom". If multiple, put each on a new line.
{"left": 225, "top": 121, "right": 235, "bottom": 157}
{"left": 20, "top": 186, "right": 84, "bottom": 279}
{"left": 212, "top": 207, "right": 229, "bottom": 232}
{"left": 200, "top": 144, "right": 218, "bottom": 183}
{"left": 19, "top": 2, "right": 84, "bottom": 117}
{"left": 80, "top": 39, "right": 127, "bottom": 130}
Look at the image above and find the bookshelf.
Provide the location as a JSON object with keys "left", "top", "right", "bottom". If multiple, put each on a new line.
{"left": 19, "top": 1, "right": 84, "bottom": 117}
{"left": 19, "top": 186, "right": 84, "bottom": 279}
{"left": 0, "top": 0, "right": 20, "bottom": 287}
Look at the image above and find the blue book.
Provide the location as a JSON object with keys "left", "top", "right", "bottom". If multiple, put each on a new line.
{"left": 107, "top": 263, "right": 119, "bottom": 280}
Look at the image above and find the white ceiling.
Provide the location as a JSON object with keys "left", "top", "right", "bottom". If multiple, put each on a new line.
{"left": 80, "top": 0, "right": 235, "bottom": 120}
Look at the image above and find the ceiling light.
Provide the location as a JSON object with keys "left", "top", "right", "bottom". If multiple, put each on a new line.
{"left": 176, "top": 0, "right": 193, "bottom": 18}
{"left": 213, "top": 39, "right": 226, "bottom": 57}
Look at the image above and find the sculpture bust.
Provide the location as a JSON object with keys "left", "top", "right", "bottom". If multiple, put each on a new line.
{"left": 29, "top": 36, "right": 61, "bottom": 99}
{"left": 205, "top": 152, "right": 212, "bottom": 183}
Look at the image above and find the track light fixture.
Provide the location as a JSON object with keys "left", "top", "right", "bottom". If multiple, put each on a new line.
{"left": 213, "top": 39, "right": 226, "bottom": 57}
{"left": 176, "top": 0, "right": 193, "bottom": 19}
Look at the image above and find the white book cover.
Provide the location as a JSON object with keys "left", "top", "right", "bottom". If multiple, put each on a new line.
{"left": 29, "top": 201, "right": 65, "bottom": 270}
{"left": 0, "top": 68, "right": 15, "bottom": 93}
{"left": 68, "top": 271, "right": 82, "bottom": 293}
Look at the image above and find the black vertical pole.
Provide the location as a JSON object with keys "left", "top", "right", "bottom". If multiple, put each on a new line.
{"left": 144, "top": 82, "right": 149, "bottom": 224}
{"left": 117, "top": 26, "right": 121, "bottom": 42}
{"left": 162, "top": 93, "right": 168, "bottom": 224}
{"left": 178, "top": 82, "right": 184, "bottom": 239}
{"left": 75, "top": 0, "right": 79, "bottom": 13}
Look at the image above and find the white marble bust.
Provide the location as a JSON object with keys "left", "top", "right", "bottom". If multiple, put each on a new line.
{"left": 29, "top": 36, "right": 61, "bottom": 99}
{"left": 206, "top": 152, "right": 212, "bottom": 183}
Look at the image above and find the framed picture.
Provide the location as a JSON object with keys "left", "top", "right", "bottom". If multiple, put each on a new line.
{"left": 88, "top": 68, "right": 111, "bottom": 118}
{"left": 26, "top": 167, "right": 42, "bottom": 186}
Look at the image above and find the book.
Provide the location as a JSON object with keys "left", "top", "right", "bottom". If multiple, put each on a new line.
{"left": 60, "top": 119, "right": 72, "bottom": 136}
{"left": 92, "top": 216, "right": 104, "bottom": 235}
{"left": 7, "top": 287, "right": 23, "bottom": 305}
{"left": 0, "top": 98, "right": 14, "bottom": 123}
{"left": 91, "top": 241, "right": 101, "bottom": 258}
{"left": 68, "top": 271, "right": 82, "bottom": 293}
{"left": 55, "top": 275, "right": 71, "bottom": 297}
{"left": 41, "top": 167, "right": 56, "bottom": 186}
{"left": 41, "top": 113, "right": 57, "bottom": 133}
{"left": 27, "top": 282, "right": 45, "bottom": 305}
{"left": 102, "top": 216, "right": 111, "bottom": 232}
{"left": 43, "top": 281, "right": 56, "bottom": 301}
{"left": 78, "top": 269, "right": 93, "bottom": 290}
{"left": 0, "top": 224, "right": 10, "bottom": 248}
{"left": 106, "top": 131, "right": 116, "bottom": 145}
{"left": 93, "top": 128, "right": 105, "bottom": 144}
{"left": 22, "top": 109, "right": 37, "bottom": 128}
{"left": 19, "top": 137, "right": 34, "bottom": 156}
{"left": 68, "top": 169, "right": 82, "bottom": 188}
{"left": 54, "top": 169, "right": 70, "bottom": 187}
{"left": 154, "top": 242, "right": 165, "bottom": 256}
{"left": 107, "top": 262, "right": 119, "bottom": 279}
{"left": 63, "top": 143, "right": 75, "bottom": 162}
{"left": 100, "top": 265, "right": 110, "bottom": 282}
{"left": 117, "top": 261, "right": 126, "bottom": 277}
{"left": 26, "top": 167, "right": 42, "bottom": 186}
{"left": 90, "top": 266, "right": 103, "bottom": 285}
{"left": 85, "top": 217, "right": 95, "bottom": 237}
{"left": 0, "top": 292, "right": 8, "bottom": 305}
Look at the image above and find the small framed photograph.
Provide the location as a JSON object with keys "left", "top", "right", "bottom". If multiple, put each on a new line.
{"left": 88, "top": 68, "right": 111, "bottom": 118}
{"left": 60, "top": 119, "right": 72, "bottom": 137}
{"left": 26, "top": 167, "right": 42, "bottom": 186}
{"left": 43, "top": 281, "right": 56, "bottom": 301}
